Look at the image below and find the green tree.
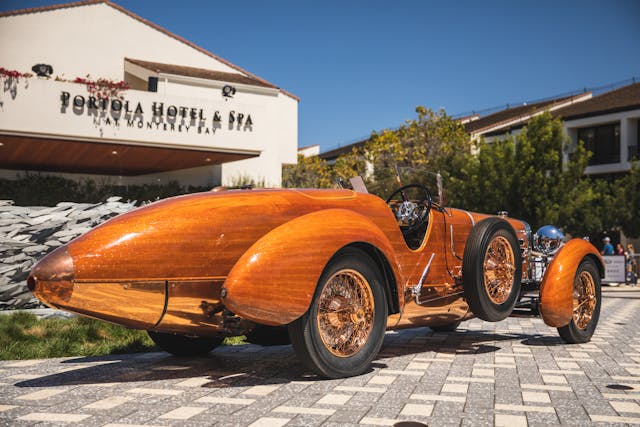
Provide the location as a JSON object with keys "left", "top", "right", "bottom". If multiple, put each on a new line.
{"left": 228, "top": 174, "right": 266, "bottom": 188}
{"left": 331, "top": 147, "right": 368, "bottom": 183}
{"left": 511, "top": 112, "right": 569, "bottom": 229}
{"left": 363, "top": 107, "right": 472, "bottom": 198}
{"left": 554, "top": 143, "right": 609, "bottom": 237}
{"left": 614, "top": 164, "right": 640, "bottom": 238}
{"left": 284, "top": 107, "right": 635, "bottom": 240}
{"left": 282, "top": 154, "right": 333, "bottom": 188}
{"left": 450, "top": 138, "right": 516, "bottom": 214}
{"left": 455, "top": 112, "right": 603, "bottom": 235}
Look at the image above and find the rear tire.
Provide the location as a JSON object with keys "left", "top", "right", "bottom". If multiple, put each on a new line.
{"left": 462, "top": 218, "right": 522, "bottom": 322}
{"left": 289, "top": 247, "right": 387, "bottom": 378}
{"left": 557, "top": 258, "right": 601, "bottom": 344}
{"left": 147, "top": 331, "right": 223, "bottom": 356}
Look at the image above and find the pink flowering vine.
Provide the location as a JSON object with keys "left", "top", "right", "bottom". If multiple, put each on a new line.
{"left": 74, "top": 76, "right": 130, "bottom": 100}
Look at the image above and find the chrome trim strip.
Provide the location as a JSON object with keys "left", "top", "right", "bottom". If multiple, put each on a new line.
{"left": 412, "top": 253, "right": 436, "bottom": 305}
{"left": 450, "top": 224, "right": 463, "bottom": 260}
{"left": 464, "top": 210, "right": 476, "bottom": 226}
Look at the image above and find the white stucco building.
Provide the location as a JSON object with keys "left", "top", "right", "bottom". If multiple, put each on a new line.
{"left": 462, "top": 82, "right": 640, "bottom": 175}
{"left": 559, "top": 83, "right": 640, "bottom": 175}
{"left": 0, "top": 0, "right": 298, "bottom": 187}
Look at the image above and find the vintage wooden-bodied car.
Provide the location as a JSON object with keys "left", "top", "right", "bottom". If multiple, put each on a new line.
{"left": 28, "top": 176, "right": 603, "bottom": 378}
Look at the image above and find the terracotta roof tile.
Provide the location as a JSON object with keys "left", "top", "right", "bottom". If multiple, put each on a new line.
{"left": 0, "top": 0, "right": 299, "bottom": 101}
{"left": 125, "top": 58, "right": 276, "bottom": 89}
{"left": 0, "top": 0, "right": 103, "bottom": 17}
{"left": 554, "top": 82, "right": 640, "bottom": 120}
{"left": 320, "top": 140, "right": 366, "bottom": 160}
{"left": 464, "top": 94, "right": 589, "bottom": 134}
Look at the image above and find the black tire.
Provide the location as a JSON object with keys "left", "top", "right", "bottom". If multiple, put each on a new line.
{"left": 430, "top": 320, "right": 461, "bottom": 332}
{"left": 462, "top": 217, "right": 522, "bottom": 322}
{"left": 288, "top": 247, "right": 388, "bottom": 378}
{"left": 245, "top": 325, "right": 291, "bottom": 346}
{"left": 557, "top": 258, "right": 601, "bottom": 344}
{"left": 147, "top": 331, "right": 223, "bottom": 356}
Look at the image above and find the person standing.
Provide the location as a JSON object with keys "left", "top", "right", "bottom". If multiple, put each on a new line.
{"left": 616, "top": 243, "right": 625, "bottom": 255}
{"left": 602, "top": 237, "right": 614, "bottom": 255}
{"left": 628, "top": 243, "right": 637, "bottom": 286}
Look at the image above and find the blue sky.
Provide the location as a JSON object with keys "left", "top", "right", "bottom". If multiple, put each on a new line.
{"left": 2, "top": 0, "right": 639, "bottom": 152}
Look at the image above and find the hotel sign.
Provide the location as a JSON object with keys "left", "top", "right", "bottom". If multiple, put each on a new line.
{"left": 60, "top": 91, "right": 254, "bottom": 136}
{"left": 0, "top": 79, "right": 273, "bottom": 153}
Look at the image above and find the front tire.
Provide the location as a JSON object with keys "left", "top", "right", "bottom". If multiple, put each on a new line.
{"left": 147, "top": 331, "right": 223, "bottom": 356}
{"left": 288, "top": 247, "right": 388, "bottom": 378}
{"left": 557, "top": 258, "right": 601, "bottom": 344}
{"left": 462, "top": 217, "right": 522, "bottom": 322}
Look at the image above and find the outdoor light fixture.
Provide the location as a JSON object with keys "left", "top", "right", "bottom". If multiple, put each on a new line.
{"left": 222, "top": 85, "right": 236, "bottom": 98}
{"left": 31, "top": 63, "right": 53, "bottom": 77}
{"left": 111, "top": 150, "right": 118, "bottom": 155}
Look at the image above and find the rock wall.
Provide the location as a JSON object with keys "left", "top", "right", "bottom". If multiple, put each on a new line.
{"left": 0, "top": 197, "right": 137, "bottom": 310}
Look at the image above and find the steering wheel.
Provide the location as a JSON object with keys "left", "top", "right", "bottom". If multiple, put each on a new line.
{"left": 385, "top": 184, "right": 433, "bottom": 232}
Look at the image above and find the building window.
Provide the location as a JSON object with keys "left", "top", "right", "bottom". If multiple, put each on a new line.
{"left": 578, "top": 123, "right": 620, "bottom": 165}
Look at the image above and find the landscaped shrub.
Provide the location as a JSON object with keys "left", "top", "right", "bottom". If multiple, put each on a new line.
{"left": 0, "top": 173, "right": 210, "bottom": 206}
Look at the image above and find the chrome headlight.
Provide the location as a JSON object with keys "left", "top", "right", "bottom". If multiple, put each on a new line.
{"left": 534, "top": 225, "right": 565, "bottom": 255}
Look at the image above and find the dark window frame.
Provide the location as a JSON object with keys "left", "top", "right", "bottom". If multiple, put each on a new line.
{"left": 578, "top": 122, "right": 621, "bottom": 166}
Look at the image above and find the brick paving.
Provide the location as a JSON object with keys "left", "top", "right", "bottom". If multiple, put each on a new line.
{"left": 1, "top": 286, "right": 640, "bottom": 426}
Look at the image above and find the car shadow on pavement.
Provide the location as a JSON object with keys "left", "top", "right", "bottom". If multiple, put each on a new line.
{"left": 378, "top": 327, "right": 545, "bottom": 358}
{"left": 15, "top": 345, "right": 311, "bottom": 389}
{"left": 14, "top": 328, "right": 549, "bottom": 389}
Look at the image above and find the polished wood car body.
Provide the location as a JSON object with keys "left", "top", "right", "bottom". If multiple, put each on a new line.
{"left": 29, "top": 186, "right": 604, "bottom": 377}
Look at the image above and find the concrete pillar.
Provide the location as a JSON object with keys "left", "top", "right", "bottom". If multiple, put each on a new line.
{"left": 627, "top": 118, "right": 639, "bottom": 161}
{"left": 620, "top": 118, "right": 631, "bottom": 170}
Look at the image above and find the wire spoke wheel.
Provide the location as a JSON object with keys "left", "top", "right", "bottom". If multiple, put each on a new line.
{"left": 288, "top": 247, "right": 387, "bottom": 378}
{"left": 483, "top": 236, "right": 515, "bottom": 305}
{"left": 317, "top": 269, "right": 375, "bottom": 357}
{"left": 462, "top": 217, "right": 522, "bottom": 322}
{"left": 573, "top": 270, "right": 597, "bottom": 330}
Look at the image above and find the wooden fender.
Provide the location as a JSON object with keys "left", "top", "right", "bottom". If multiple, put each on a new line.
{"left": 539, "top": 239, "right": 603, "bottom": 327}
{"left": 222, "top": 209, "right": 400, "bottom": 326}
